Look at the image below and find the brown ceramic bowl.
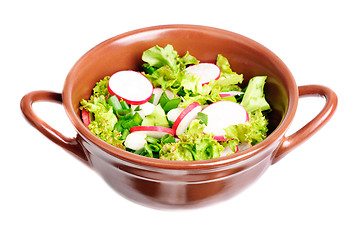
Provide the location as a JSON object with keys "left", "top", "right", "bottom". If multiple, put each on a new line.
{"left": 21, "top": 25, "right": 337, "bottom": 209}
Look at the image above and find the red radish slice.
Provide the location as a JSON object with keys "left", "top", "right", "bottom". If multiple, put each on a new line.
{"left": 81, "top": 109, "right": 91, "bottom": 127}
{"left": 124, "top": 131, "right": 147, "bottom": 150}
{"left": 201, "top": 101, "right": 249, "bottom": 139}
{"left": 172, "top": 102, "right": 202, "bottom": 136}
{"left": 167, "top": 107, "right": 184, "bottom": 122}
{"left": 130, "top": 126, "right": 175, "bottom": 138}
{"left": 152, "top": 88, "right": 175, "bottom": 105}
{"left": 108, "top": 70, "right": 153, "bottom": 105}
{"left": 219, "top": 91, "right": 243, "bottom": 98}
{"left": 185, "top": 63, "right": 221, "bottom": 85}
{"left": 212, "top": 135, "right": 228, "bottom": 142}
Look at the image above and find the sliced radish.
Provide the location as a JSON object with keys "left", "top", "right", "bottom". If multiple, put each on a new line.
{"left": 167, "top": 107, "right": 184, "bottom": 122}
{"left": 219, "top": 91, "right": 243, "bottom": 98}
{"left": 81, "top": 109, "right": 91, "bottom": 127}
{"left": 152, "top": 88, "right": 175, "bottom": 105}
{"left": 172, "top": 102, "right": 202, "bottom": 136}
{"left": 124, "top": 131, "right": 147, "bottom": 150}
{"left": 131, "top": 102, "right": 156, "bottom": 119}
{"left": 130, "top": 126, "right": 175, "bottom": 138}
{"left": 185, "top": 63, "right": 221, "bottom": 85}
{"left": 201, "top": 101, "right": 249, "bottom": 139}
{"left": 212, "top": 135, "right": 228, "bottom": 142}
{"left": 108, "top": 70, "right": 153, "bottom": 105}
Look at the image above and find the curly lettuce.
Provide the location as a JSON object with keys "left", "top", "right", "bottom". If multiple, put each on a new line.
{"left": 80, "top": 77, "right": 125, "bottom": 149}
{"left": 142, "top": 44, "right": 199, "bottom": 94}
{"left": 79, "top": 45, "right": 272, "bottom": 160}
{"left": 160, "top": 120, "right": 224, "bottom": 161}
{"left": 224, "top": 110, "right": 269, "bottom": 147}
{"left": 142, "top": 46, "right": 243, "bottom": 108}
{"left": 222, "top": 75, "right": 270, "bottom": 149}
{"left": 180, "top": 55, "right": 244, "bottom": 107}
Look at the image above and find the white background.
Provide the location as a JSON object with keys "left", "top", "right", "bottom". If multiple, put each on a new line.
{"left": 1, "top": 0, "right": 358, "bottom": 239}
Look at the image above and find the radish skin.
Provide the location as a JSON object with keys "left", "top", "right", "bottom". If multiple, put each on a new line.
{"left": 167, "top": 107, "right": 184, "bottom": 122}
{"left": 130, "top": 126, "right": 175, "bottom": 138}
{"left": 81, "top": 110, "right": 91, "bottom": 127}
{"left": 219, "top": 91, "right": 243, "bottom": 98}
{"left": 172, "top": 102, "right": 202, "bottom": 136}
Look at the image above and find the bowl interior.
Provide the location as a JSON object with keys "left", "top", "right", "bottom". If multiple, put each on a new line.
{"left": 64, "top": 25, "right": 297, "bottom": 162}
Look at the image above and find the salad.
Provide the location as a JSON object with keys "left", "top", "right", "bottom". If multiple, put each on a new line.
{"left": 80, "top": 44, "right": 271, "bottom": 161}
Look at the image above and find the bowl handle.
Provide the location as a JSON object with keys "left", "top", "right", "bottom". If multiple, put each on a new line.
{"left": 272, "top": 85, "right": 338, "bottom": 164}
{"left": 20, "top": 91, "right": 89, "bottom": 166}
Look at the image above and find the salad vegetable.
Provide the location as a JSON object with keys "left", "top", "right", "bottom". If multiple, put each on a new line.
{"left": 80, "top": 44, "right": 271, "bottom": 161}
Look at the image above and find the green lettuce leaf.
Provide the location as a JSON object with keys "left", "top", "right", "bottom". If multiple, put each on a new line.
{"left": 181, "top": 72, "right": 202, "bottom": 93}
{"left": 159, "top": 120, "right": 224, "bottom": 161}
{"left": 141, "top": 104, "right": 169, "bottom": 127}
{"left": 92, "top": 76, "right": 110, "bottom": 97}
{"left": 216, "top": 54, "right": 244, "bottom": 85}
{"left": 80, "top": 93, "right": 124, "bottom": 149}
{"left": 142, "top": 45, "right": 180, "bottom": 72}
{"left": 142, "top": 45, "right": 199, "bottom": 95}
{"left": 179, "top": 55, "right": 244, "bottom": 108}
{"left": 178, "top": 51, "right": 199, "bottom": 69}
{"left": 224, "top": 110, "right": 269, "bottom": 146}
{"left": 142, "top": 44, "right": 199, "bottom": 73}
{"left": 80, "top": 95, "right": 117, "bottom": 131}
{"left": 241, "top": 76, "right": 271, "bottom": 113}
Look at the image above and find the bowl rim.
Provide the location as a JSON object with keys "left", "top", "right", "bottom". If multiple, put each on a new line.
{"left": 63, "top": 24, "right": 298, "bottom": 170}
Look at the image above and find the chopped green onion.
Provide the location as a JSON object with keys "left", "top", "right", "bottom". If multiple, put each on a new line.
{"left": 134, "top": 148, "right": 145, "bottom": 155}
{"left": 145, "top": 136, "right": 159, "bottom": 144}
{"left": 121, "top": 128, "right": 130, "bottom": 140}
{"left": 161, "top": 134, "right": 175, "bottom": 144}
{"left": 159, "top": 92, "right": 169, "bottom": 108}
{"left": 114, "top": 121, "right": 123, "bottom": 132}
{"left": 163, "top": 98, "right": 181, "bottom": 113}
{"left": 121, "top": 119, "right": 139, "bottom": 129}
{"left": 107, "top": 95, "right": 133, "bottom": 117}
{"left": 120, "top": 100, "right": 130, "bottom": 110}
{"left": 117, "top": 109, "right": 132, "bottom": 116}
{"left": 132, "top": 112, "right": 143, "bottom": 125}
{"left": 107, "top": 95, "right": 122, "bottom": 114}
{"left": 144, "top": 143, "right": 153, "bottom": 158}
{"left": 176, "top": 89, "right": 186, "bottom": 97}
{"left": 148, "top": 144, "right": 161, "bottom": 152}
{"left": 148, "top": 94, "right": 155, "bottom": 104}
{"left": 118, "top": 111, "right": 133, "bottom": 120}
